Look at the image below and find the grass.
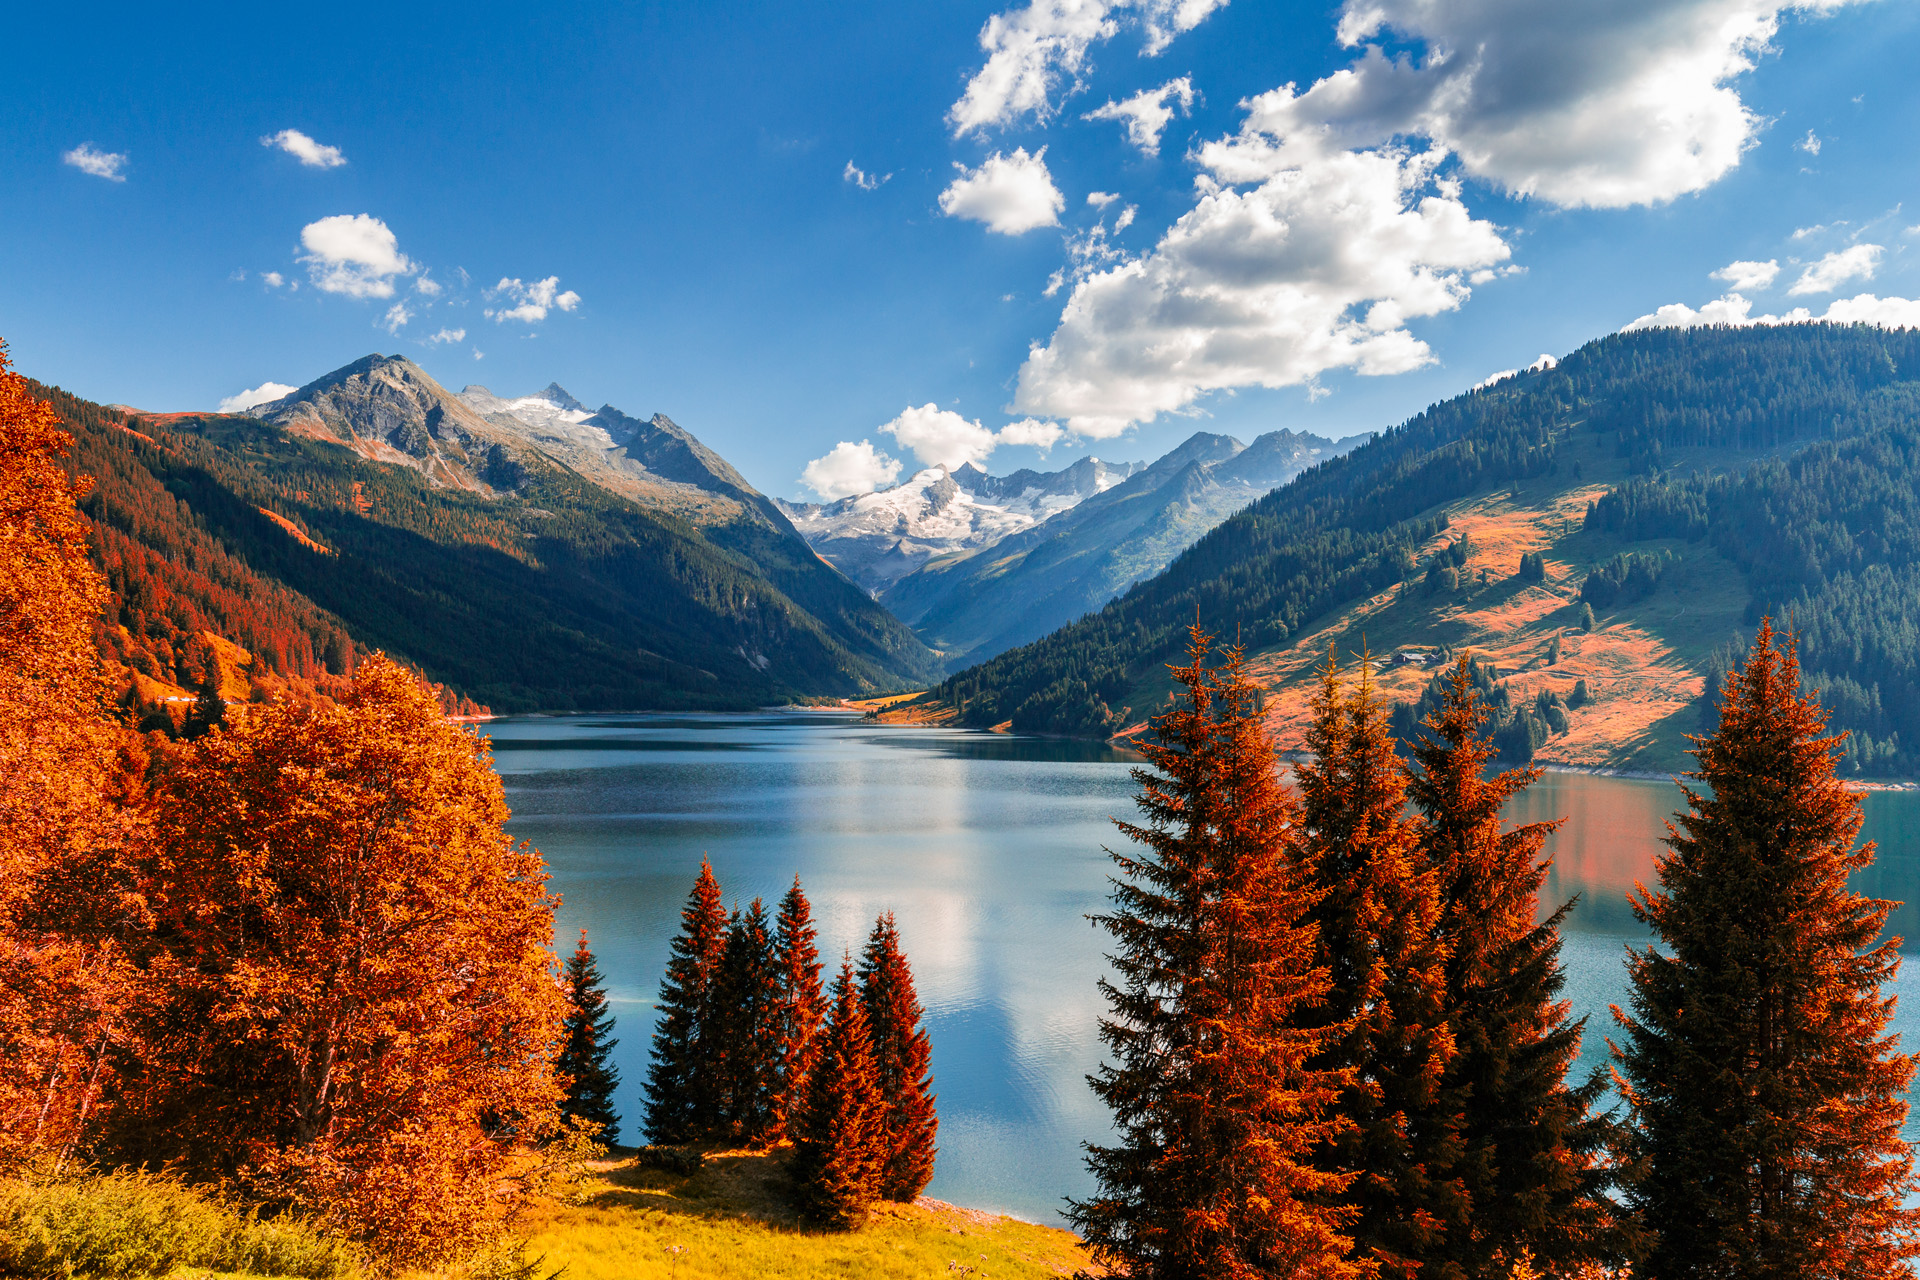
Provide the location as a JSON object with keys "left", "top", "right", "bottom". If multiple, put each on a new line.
{"left": 512, "top": 1147, "right": 1100, "bottom": 1280}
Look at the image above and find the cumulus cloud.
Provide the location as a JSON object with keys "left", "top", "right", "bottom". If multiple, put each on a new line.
{"left": 485, "top": 276, "right": 582, "bottom": 323}
{"left": 1474, "top": 353, "right": 1558, "bottom": 389}
{"left": 383, "top": 302, "right": 412, "bottom": 334}
{"left": 1712, "top": 259, "right": 1780, "bottom": 291}
{"left": 879, "top": 404, "right": 1003, "bottom": 469}
{"left": 997, "top": 417, "right": 1067, "bottom": 450}
{"left": 261, "top": 128, "right": 347, "bottom": 169}
{"left": 939, "top": 147, "right": 1065, "bottom": 234}
{"left": 1797, "top": 129, "right": 1823, "bottom": 156}
{"left": 1084, "top": 77, "right": 1194, "bottom": 154}
{"left": 948, "top": 0, "right": 1228, "bottom": 135}
{"left": 63, "top": 143, "right": 127, "bottom": 181}
{"left": 1788, "top": 243, "right": 1883, "bottom": 295}
{"left": 1622, "top": 291, "right": 1920, "bottom": 331}
{"left": 1087, "top": 190, "right": 1120, "bottom": 208}
{"left": 801, "top": 440, "right": 904, "bottom": 500}
{"left": 844, "top": 161, "right": 891, "bottom": 190}
{"left": 1229, "top": 0, "right": 1868, "bottom": 210}
{"left": 425, "top": 327, "right": 466, "bottom": 345}
{"left": 1014, "top": 137, "right": 1510, "bottom": 436}
{"left": 414, "top": 274, "right": 442, "bottom": 298}
{"left": 261, "top": 271, "right": 285, "bottom": 288}
{"left": 298, "top": 214, "right": 415, "bottom": 298}
{"left": 218, "top": 382, "right": 297, "bottom": 414}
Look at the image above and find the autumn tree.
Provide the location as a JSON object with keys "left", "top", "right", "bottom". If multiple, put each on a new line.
{"left": 644, "top": 859, "right": 727, "bottom": 1144}
{"left": 859, "top": 912, "right": 937, "bottom": 1201}
{"left": 0, "top": 341, "right": 143, "bottom": 1166}
{"left": 714, "top": 897, "right": 782, "bottom": 1144}
{"left": 1408, "top": 660, "right": 1617, "bottom": 1277}
{"left": 559, "top": 930, "right": 622, "bottom": 1147}
{"left": 792, "top": 958, "right": 885, "bottom": 1229}
{"left": 119, "top": 654, "right": 568, "bottom": 1266}
{"left": 1295, "top": 649, "right": 1458, "bottom": 1279}
{"left": 1070, "top": 627, "right": 1363, "bottom": 1279}
{"left": 771, "top": 876, "right": 825, "bottom": 1140}
{"left": 1611, "top": 620, "right": 1920, "bottom": 1277}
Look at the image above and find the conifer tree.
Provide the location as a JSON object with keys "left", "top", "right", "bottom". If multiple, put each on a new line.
{"left": 1295, "top": 649, "right": 1459, "bottom": 1280}
{"left": 1612, "top": 620, "right": 1920, "bottom": 1277}
{"left": 559, "top": 929, "right": 622, "bottom": 1146}
{"left": 1408, "top": 661, "right": 1616, "bottom": 1277}
{"left": 859, "top": 912, "right": 938, "bottom": 1201}
{"left": 714, "top": 896, "right": 782, "bottom": 1144}
{"left": 1071, "top": 627, "right": 1364, "bottom": 1279}
{"left": 771, "top": 876, "right": 825, "bottom": 1140}
{"left": 644, "top": 859, "right": 727, "bottom": 1144}
{"left": 793, "top": 958, "right": 885, "bottom": 1229}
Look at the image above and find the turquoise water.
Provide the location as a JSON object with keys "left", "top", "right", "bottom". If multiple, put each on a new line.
{"left": 493, "top": 712, "right": 1920, "bottom": 1226}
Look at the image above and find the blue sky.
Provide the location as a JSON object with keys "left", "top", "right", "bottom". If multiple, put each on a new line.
{"left": 6, "top": 0, "right": 1919, "bottom": 501}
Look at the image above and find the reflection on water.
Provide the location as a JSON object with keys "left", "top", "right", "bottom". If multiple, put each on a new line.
{"left": 496, "top": 712, "right": 1920, "bottom": 1225}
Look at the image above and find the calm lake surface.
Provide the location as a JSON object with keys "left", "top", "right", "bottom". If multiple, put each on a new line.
{"left": 494, "top": 711, "right": 1920, "bottom": 1226}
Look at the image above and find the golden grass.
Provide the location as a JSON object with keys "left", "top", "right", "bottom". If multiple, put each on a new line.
{"left": 510, "top": 1149, "right": 1100, "bottom": 1280}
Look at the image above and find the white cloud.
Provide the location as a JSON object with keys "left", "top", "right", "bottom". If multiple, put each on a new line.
{"left": 261, "top": 271, "right": 285, "bottom": 288}
{"left": 844, "top": 161, "right": 891, "bottom": 190}
{"left": 948, "top": 0, "right": 1228, "bottom": 135}
{"left": 1084, "top": 76, "right": 1194, "bottom": 154}
{"left": 880, "top": 404, "right": 1000, "bottom": 469}
{"left": 63, "top": 143, "right": 127, "bottom": 181}
{"left": 218, "top": 382, "right": 297, "bottom": 413}
{"left": 801, "top": 439, "right": 904, "bottom": 500}
{"left": 414, "top": 274, "right": 442, "bottom": 297}
{"left": 261, "top": 128, "right": 347, "bottom": 169}
{"left": 997, "top": 417, "right": 1067, "bottom": 450}
{"left": 485, "top": 276, "right": 582, "bottom": 323}
{"left": 425, "top": 327, "right": 466, "bottom": 345}
{"left": 1797, "top": 128, "right": 1823, "bottom": 156}
{"left": 1114, "top": 205, "right": 1136, "bottom": 231}
{"left": 1788, "top": 244, "right": 1883, "bottom": 295}
{"left": 1231, "top": 0, "right": 1868, "bottom": 210}
{"left": 383, "top": 302, "right": 412, "bottom": 333}
{"left": 1087, "top": 190, "right": 1120, "bottom": 208}
{"left": 939, "top": 147, "right": 1065, "bottom": 235}
{"left": 1712, "top": 259, "right": 1780, "bottom": 291}
{"left": 1622, "top": 291, "right": 1920, "bottom": 331}
{"left": 298, "top": 214, "right": 415, "bottom": 298}
{"left": 1473, "top": 353, "right": 1557, "bottom": 390}
{"left": 1014, "top": 138, "right": 1511, "bottom": 437}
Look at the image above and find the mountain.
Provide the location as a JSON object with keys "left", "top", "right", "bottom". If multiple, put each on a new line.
{"left": 880, "top": 427, "right": 1358, "bottom": 666}
{"left": 47, "top": 354, "right": 940, "bottom": 715}
{"left": 774, "top": 455, "right": 1143, "bottom": 596}
{"left": 899, "top": 324, "right": 1920, "bottom": 777}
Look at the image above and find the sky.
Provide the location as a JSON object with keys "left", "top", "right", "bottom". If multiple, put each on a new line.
{"left": 6, "top": 0, "right": 1920, "bottom": 502}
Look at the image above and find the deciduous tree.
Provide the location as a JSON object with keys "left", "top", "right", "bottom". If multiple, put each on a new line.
{"left": 559, "top": 930, "right": 622, "bottom": 1147}
{"left": 1071, "top": 627, "right": 1363, "bottom": 1279}
{"left": 793, "top": 958, "right": 884, "bottom": 1229}
{"left": 1612, "top": 620, "right": 1920, "bottom": 1277}
{"left": 645, "top": 859, "right": 727, "bottom": 1145}
{"left": 859, "top": 912, "right": 937, "bottom": 1201}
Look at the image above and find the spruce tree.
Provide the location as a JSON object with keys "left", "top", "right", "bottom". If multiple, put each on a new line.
{"left": 1071, "top": 627, "right": 1363, "bottom": 1279}
{"left": 793, "top": 958, "right": 885, "bottom": 1229}
{"left": 1612, "top": 620, "right": 1920, "bottom": 1277}
{"left": 771, "top": 877, "right": 825, "bottom": 1140}
{"left": 1408, "top": 661, "right": 1616, "bottom": 1277}
{"left": 714, "top": 897, "right": 782, "bottom": 1144}
{"left": 859, "top": 912, "right": 938, "bottom": 1201}
{"left": 558, "top": 930, "right": 622, "bottom": 1146}
{"left": 644, "top": 859, "right": 727, "bottom": 1145}
{"left": 1295, "top": 649, "right": 1460, "bottom": 1280}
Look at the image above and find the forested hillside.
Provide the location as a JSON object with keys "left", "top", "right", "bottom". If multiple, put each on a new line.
{"left": 913, "top": 325, "right": 1920, "bottom": 771}
{"left": 38, "top": 377, "right": 939, "bottom": 714}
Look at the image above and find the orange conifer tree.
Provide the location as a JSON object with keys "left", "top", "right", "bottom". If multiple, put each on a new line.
{"left": 859, "top": 911, "right": 938, "bottom": 1201}
{"left": 645, "top": 859, "right": 728, "bottom": 1144}
{"left": 124, "top": 655, "right": 568, "bottom": 1265}
{"left": 1071, "top": 626, "right": 1364, "bottom": 1279}
{"left": 1408, "top": 660, "right": 1617, "bottom": 1276}
{"left": 0, "top": 342, "right": 144, "bottom": 1165}
{"left": 793, "top": 957, "right": 885, "bottom": 1229}
{"left": 1612, "top": 620, "right": 1920, "bottom": 1277}
{"left": 1295, "top": 648, "right": 1458, "bottom": 1279}
{"left": 771, "top": 876, "right": 825, "bottom": 1140}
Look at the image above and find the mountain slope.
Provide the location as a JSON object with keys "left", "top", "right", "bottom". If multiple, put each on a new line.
{"left": 882, "top": 427, "right": 1356, "bottom": 665}
{"left": 46, "top": 356, "right": 939, "bottom": 713}
{"left": 901, "top": 324, "right": 1920, "bottom": 775}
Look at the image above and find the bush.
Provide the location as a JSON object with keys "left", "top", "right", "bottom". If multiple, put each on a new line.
{"left": 0, "top": 1170, "right": 357, "bottom": 1278}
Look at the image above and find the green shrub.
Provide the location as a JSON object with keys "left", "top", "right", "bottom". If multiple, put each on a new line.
{"left": 0, "top": 1171, "right": 356, "bottom": 1279}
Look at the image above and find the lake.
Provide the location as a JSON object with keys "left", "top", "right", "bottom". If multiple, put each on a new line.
{"left": 493, "top": 711, "right": 1920, "bottom": 1227}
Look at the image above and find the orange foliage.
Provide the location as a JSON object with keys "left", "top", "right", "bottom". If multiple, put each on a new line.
{"left": 119, "top": 655, "right": 567, "bottom": 1265}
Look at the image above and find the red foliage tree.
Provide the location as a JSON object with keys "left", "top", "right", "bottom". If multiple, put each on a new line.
{"left": 793, "top": 958, "right": 885, "bottom": 1229}
{"left": 859, "top": 912, "right": 938, "bottom": 1201}
{"left": 771, "top": 876, "right": 825, "bottom": 1141}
